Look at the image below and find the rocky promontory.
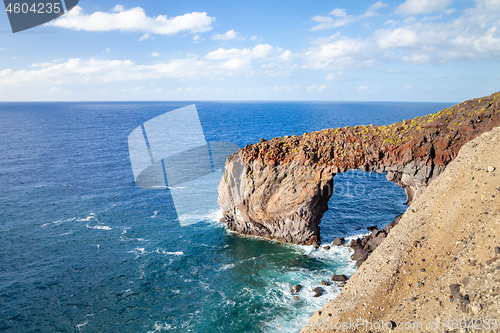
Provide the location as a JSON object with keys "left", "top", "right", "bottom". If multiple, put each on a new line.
{"left": 218, "top": 91, "right": 500, "bottom": 246}
{"left": 301, "top": 124, "right": 500, "bottom": 332}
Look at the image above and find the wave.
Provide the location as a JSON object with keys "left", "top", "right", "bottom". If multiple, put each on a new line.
{"left": 76, "top": 213, "right": 96, "bottom": 222}
{"left": 41, "top": 217, "right": 75, "bottom": 228}
{"left": 86, "top": 224, "right": 112, "bottom": 230}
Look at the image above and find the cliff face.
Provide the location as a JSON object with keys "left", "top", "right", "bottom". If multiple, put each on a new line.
{"left": 218, "top": 91, "right": 500, "bottom": 246}
{"left": 301, "top": 125, "right": 500, "bottom": 333}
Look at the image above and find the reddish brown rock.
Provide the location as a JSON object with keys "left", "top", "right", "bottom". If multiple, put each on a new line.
{"left": 218, "top": 92, "right": 500, "bottom": 246}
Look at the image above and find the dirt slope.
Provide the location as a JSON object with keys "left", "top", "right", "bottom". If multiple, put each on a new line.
{"left": 301, "top": 125, "right": 500, "bottom": 333}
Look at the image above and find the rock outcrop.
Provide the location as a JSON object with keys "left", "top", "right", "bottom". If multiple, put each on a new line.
{"left": 218, "top": 91, "right": 500, "bottom": 246}
{"left": 301, "top": 124, "right": 500, "bottom": 333}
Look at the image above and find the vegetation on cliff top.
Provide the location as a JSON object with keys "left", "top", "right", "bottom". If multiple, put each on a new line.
{"left": 239, "top": 91, "right": 500, "bottom": 173}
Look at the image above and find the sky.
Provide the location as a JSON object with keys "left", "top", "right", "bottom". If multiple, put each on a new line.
{"left": 0, "top": 0, "right": 499, "bottom": 102}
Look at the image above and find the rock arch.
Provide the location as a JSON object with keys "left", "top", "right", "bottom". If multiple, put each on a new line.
{"left": 218, "top": 92, "right": 500, "bottom": 246}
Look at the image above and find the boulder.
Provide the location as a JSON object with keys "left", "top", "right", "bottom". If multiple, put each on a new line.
{"left": 331, "top": 274, "right": 348, "bottom": 282}
{"left": 332, "top": 237, "right": 345, "bottom": 246}
{"left": 351, "top": 248, "right": 369, "bottom": 261}
{"left": 312, "top": 287, "right": 326, "bottom": 297}
{"left": 365, "top": 233, "right": 386, "bottom": 252}
{"left": 348, "top": 238, "right": 361, "bottom": 248}
{"left": 356, "top": 258, "right": 366, "bottom": 268}
{"left": 291, "top": 284, "right": 302, "bottom": 294}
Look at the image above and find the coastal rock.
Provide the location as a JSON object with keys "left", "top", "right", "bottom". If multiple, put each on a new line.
{"left": 312, "top": 287, "right": 326, "bottom": 297}
{"left": 355, "top": 258, "right": 366, "bottom": 268}
{"left": 348, "top": 238, "right": 361, "bottom": 248}
{"left": 331, "top": 274, "right": 348, "bottom": 282}
{"left": 291, "top": 284, "right": 302, "bottom": 294}
{"left": 351, "top": 248, "right": 369, "bottom": 261}
{"left": 332, "top": 237, "right": 345, "bottom": 246}
{"left": 364, "top": 233, "right": 386, "bottom": 252}
{"left": 219, "top": 92, "right": 500, "bottom": 246}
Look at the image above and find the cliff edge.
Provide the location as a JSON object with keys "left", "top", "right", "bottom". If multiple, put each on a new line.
{"left": 218, "top": 92, "right": 500, "bottom": 246}
{"left": 301, "top": 125, "right": 500, "bottom": 332}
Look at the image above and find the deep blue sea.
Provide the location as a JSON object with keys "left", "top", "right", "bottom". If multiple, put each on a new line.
{"left": 0, "top": 101, "right": 452, "bottom": 332}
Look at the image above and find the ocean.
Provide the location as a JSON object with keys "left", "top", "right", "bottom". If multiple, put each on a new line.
{"left": 0, "top": 101, "right": 452, "bottom": 332}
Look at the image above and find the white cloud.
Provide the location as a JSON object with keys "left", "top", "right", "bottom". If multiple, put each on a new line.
{"left": 375, "top": 27, "right": 419, "bottom": 48}
{"left": 325, "top": 71, "right": 342, "bottom": 80}
{"left": 192, "top": 35, "right": 204, "bottom": 43}
{"left": 151, "top": 51, "right": 160, "bottom": 57}
{"left": 396, "top": 0, "right": 452, "bottom": 16}
{"left": 303, "top": 37, "right": 372, "bottom": 70}
{"left": 205, "top": 44, "right": 277, "bottom": 60}
{"left": 203, "top": 44, "right": 293, "bottom": 73}
{"left": 0, "top": 46, "right": 291, "bottom": 87}
{"left": 307, "top": 84, "right": 327, "bottom": 92}
{"left": 47, "top": 6, "right": 215, "bottom": 35}
{"left": 311, "top": 2, "right": 387, "bottom": 30}
{"left": 139, "top": 33, "right": 154, "bottom": 41}
{"left": 304, "top": 0, "right": 500, "bottom": 70}
{"left": 363, "top": 1, "right": 389, "bottom": 18}
{"left": 212, "top": 29, "right": 241, "bottom": 40}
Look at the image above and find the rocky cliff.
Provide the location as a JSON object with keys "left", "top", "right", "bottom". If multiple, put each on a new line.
{"left": 218, "top": 91, "right": 500, "bottom": 246}
{"left": 301, "top": 124, "right": 500, "bottom": 333}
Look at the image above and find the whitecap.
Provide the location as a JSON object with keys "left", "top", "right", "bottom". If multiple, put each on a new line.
{"left": 147, "top": 322, "right": 172, "bottom": 333}
{"left": 128, "top": 247, "right": 147, "bottom": 256}
{"left": 41, "top": 217, "right": 75, "bottom": 227}
{"left": 76, "top": 213, "right": 95, "bottom": 222}
{"left": 86, "top": 224, "right": 112, "bottom": 230}
{"left": 165, "top": 251, "right": 183, "bottom": 256}
{"left": 75, "top": 321, "right": 88, "bottom": 331}
{"left": 219, "top": 263, "right": 235, "bottom": 271}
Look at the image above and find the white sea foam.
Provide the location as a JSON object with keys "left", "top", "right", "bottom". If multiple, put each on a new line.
{"left": 177, "top": 208, "right": 222, "bottom": 225}
{"left": 164, "top": 251, "right": 184, "bottom": 256}
{"left": 128, "top": 247, "right": 147, "bottom": 256}
{"left": 75, "top": 321, "right": 88, "bottom": 331}
{"left": 86, "top": 224, "right": 112, "bottom": 230}
{"left": 261, "top": 268, "right": 344, "bottom": 333}
{"left": 76, "top": 213, "right": 95, "bottom": 222}
{"left": 41, "top": 217, "right": 75, "bottom": 227}
{"left": 219, "top": 263, "right": 235, "bottom": 271}
{"left": 147, "top": 322, "right": 172, "bottom": 332}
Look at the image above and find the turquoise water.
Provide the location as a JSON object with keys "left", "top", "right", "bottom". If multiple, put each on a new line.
{"left": 0, "top": 101, "right": 452, "bottom": 332}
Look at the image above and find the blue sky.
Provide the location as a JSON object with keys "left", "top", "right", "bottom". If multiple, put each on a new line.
{"left": 0, "top": 0, "right": 499, "bottom": 101}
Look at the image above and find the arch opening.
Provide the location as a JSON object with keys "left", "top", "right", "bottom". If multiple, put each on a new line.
{"left": 319, "top": 170, "right": 407, "bottom": 245}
